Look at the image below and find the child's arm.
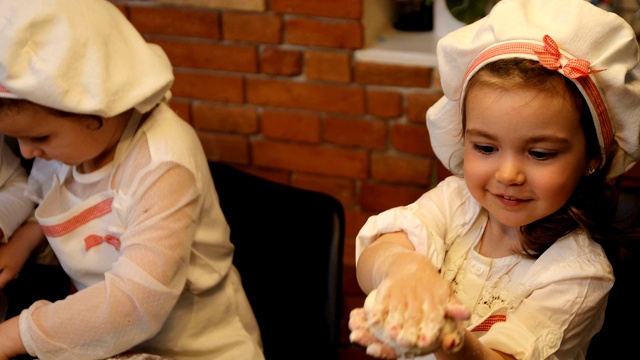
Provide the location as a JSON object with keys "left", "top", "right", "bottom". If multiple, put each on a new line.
{"left": 352, "top": 232, "right": 470, "bottom": 356}
{"left": 0, "top": 316, "right": 26, "bottom": 360}
{"left": 0, "top": 220, "right": 46, "bottom": 288}
{"left": 352, "top": 232, "right": 514, "bottom": 360}
{"left": 0, "top": 140, "right": 34, "bottom": 243}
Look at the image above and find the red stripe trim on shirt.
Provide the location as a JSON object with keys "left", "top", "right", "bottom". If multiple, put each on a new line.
{"left": 40, "top": 198, "right": 114, "bottom": 237}
{"left": 471, "top": 314, "right": 507, "bottom": 332}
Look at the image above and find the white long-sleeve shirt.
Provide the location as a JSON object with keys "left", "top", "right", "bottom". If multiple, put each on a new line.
{"left": 19, "top": 104, "right": 263, "bottom": 360}
{"left": 356, "top": 176, "right": 613, "bottom": 360}
{"left": 0, "top": 134, "right": 33, "bottom": 242}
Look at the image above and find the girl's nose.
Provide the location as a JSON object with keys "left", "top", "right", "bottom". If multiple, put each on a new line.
{"left": 495, "top": 159, "right": 525, "bottom": 185}
{"left": 17, "top": 141, "right": 43, "bottom": 159}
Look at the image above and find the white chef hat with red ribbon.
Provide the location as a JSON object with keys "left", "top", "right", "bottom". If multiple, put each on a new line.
{"left": 427, "top": 0, "right": 640, "bottom": 179}
{"left": 0, "top": 0, "right": 173, "bottom": 118}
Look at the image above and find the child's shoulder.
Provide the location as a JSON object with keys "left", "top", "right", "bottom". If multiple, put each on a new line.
{"left": 532, "top": 233, "right": 613, "bottom": 279}
{"left": 136, "top": 104, "right": 207, "bottom": 172}
{"left": 430, "top": 175, "right": 476, "bottom": 205}
{"left": 436, "top": 175, "right": 468, "bottom": 192}
{"left": 142, "top": 104, "right": 194, "bottom": 137}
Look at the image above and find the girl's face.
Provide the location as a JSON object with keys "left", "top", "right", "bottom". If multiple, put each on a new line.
{"left": 463, "top": 84, "right": 589, "bottom": 228}
{"left": 0, "top": 102, "right": 128, "bottom": 172}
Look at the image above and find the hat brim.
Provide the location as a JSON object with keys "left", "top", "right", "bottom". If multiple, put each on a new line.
{"left": 0, "top": 84, "right": 18, "bottom": 99}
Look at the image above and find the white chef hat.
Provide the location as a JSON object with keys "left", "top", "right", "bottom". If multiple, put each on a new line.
{"left": 427, "top": 0, "right": 640, "bottom": 179}
{"left": 0, "top": 0, "right": 173, "bottom": 118}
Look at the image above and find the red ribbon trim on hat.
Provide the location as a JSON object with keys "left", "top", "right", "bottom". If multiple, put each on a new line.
{"left": 463, "top": 37, "right": 612, "bottom": 154}
{"left": 0, "top": 83, "right": 12, "bottom": 96}
{"left": 533, "top": 35, "right": 605, "bottom": 79}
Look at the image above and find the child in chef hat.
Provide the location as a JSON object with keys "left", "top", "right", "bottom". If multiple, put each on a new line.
{"left": 349, "top": 0, "right": 640, "bottom": 359}
{"left": 0, "top": 1, "right": 263, "bottom": 359}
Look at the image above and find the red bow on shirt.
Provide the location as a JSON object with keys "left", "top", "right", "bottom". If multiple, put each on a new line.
{"left": 84, "top": 234, "right": 121, "bottom": 251}
{"left": 533, "top": 35, "right": 604, "bottom": 79}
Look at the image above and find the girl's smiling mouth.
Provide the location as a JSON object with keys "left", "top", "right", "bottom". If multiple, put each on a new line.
{"left": 493, "top": 193, "right": 530, "bottom": 206}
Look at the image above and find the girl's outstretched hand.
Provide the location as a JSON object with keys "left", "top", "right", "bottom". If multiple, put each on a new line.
{"left": 349, "top": 287, "right": 469, "bottom": 358}
{"left": 350, "top": 240, "right": 470, "bottom": 358}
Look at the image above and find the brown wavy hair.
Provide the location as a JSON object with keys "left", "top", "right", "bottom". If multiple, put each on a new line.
{"left": 0, "top": 98, "right": 103, "bottom": 129}
{"left": 462, "top": 58, "right": 622, "bottom": 257}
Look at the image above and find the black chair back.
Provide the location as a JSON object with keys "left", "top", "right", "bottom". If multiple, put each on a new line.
{"left": 209, "top": 161, "right": 345, "bottom": 360}
{"left": 586, "top": 186, "right": 640, "bottom": 359}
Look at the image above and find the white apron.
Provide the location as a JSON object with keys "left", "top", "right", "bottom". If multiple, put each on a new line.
{"left": 34, "top": 112, "right": 141, "bottom": 290}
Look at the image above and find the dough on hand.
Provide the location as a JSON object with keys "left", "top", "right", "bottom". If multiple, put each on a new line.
{"left": 360, "top": 289, "right": 461, "bottom": 358}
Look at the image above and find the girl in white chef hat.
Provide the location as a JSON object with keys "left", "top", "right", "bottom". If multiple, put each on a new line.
{"left": 349, "top": 0, "right": 640, "bottom": 359}
{"left": 0, "top": 1, "right": 264, "bottom": 359}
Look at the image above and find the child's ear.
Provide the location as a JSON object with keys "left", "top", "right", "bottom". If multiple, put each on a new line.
{"left": 585, "top": 159, "right": 601, "bottom": 176}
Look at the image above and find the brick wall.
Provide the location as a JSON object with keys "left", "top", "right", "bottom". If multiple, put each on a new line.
{"left": 110, "top": 1, "right": 640, "bottom": 359}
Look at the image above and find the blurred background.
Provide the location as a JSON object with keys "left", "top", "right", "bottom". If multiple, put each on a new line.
{"left": 109, "top": 1, "right": 640, "bottom": 358}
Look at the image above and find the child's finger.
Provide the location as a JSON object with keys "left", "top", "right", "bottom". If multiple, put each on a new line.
{"left": 438, "top": 317, "right": 465, "bottom": 353}
{"left": 445, "top": 296, "right": 471, "bottom": 321}
{"left": 348, "top": 307, "right": 367, "bottom": 331}
{"left": 365, "top": 342, "right": 397, "bottom": 359}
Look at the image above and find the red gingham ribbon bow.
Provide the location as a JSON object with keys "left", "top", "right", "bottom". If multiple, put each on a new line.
{"left": 84, "top": 234, "right": 121, "bottom": 251}
{"left": 533, "top": 35, "right": 604, "bottom": 79}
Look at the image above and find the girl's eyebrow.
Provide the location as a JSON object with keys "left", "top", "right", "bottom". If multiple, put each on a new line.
{"left": 465, "top": 128, "right": 570, "bottom": 144}
{"left": 464, "top": 128, "right": 495, "bottom": 139}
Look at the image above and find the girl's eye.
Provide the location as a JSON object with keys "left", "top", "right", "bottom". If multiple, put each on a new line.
{"left": 529, "top": 150, "right": 557, "bottom": 160}
{"left": 27, "top": 136, "right": 48, "bottom": 143}
{"left": 473, "top": 144, "right": 496, "bottom": 155}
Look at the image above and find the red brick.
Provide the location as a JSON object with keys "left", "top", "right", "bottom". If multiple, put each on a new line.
{"left": 619, "top": 178, "right": 640, "bottom": 188}
{"left": 432, "top": 68, "right": 443, "bottom": 91}
{"left": 172, "top": 71, "right": 243, "bottom": 103}
{"left": 342, "top": 238, "right": 357, "bottom": 268}
{"left": 262, "top": 109, "right": 321, "bottom": 143}
{"left": 344, "top": 209, "right": 374, "bottom": 242}
{"left": 246, "top": 78, "right": 365, "bottom": 115}
{"left": 406, "top": 92, "right": 443, "bottom": 124}
{"left": 153, "top": 39, "right": 257, "bottom": 73}
{"left": 390, "top": 122, "right": 433, "bottom": 156}
{"left": 260, "top": 47, "right": 303, "bottom": 76}
{"left": 252, "top": 140, "right": 368, "bottom": 178}
{"left": 285, "top": 17, "right": 363, "bottom": 49}
{"left": 197, "top": 132, "right": 250, "bottom": 164}
{"left": 112, "top": 2, "right": 127, "bottom": 16}
{"left": 233, "top": 166, "right": 292, "bottom": 186}
{"left": 622, "top": 162, "right": 640, "bottom": 179}
{"left": 128, "top": 4, "right": 219, "bottom": 38}
{"left": 292, "top": 173, "right": 357, "bottom": 207}
{"left": 149, "top": 0, "right": 264, "bottom": 11}
{"left": 341, "top": 265, "right": 364, "bottom": 297}
{"left": 436, "top": 160, "right": 454, "bottom": 183}
{"left": 192, "top": 103, "right": 258, "bottom": 134}
{"left": 323, "top": 116, "right": 386, "bottom": 150}
{"left": 360, "top": 182, "right": 427, "bottom": 212}
{"left": 371, "top": 153, "right": 432, "bottom": 186}
{"left": 222, "top": 12, "right": 282, "bottom": 44}
{"left": 272, "top": 0, "right": 363, "bottom": 19}
{"left": 167, "top": 99, "right": 192, "bottom": 124}
{"left": 305, "top": 50, "right": 352, "bottom": 83}
{"left": 355, "top": 61, "right": 431, "bottom": 87}
{"left": 366, "top": 89, "right": 403, "bottom": 119}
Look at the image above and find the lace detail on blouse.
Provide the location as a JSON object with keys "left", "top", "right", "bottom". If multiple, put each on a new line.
{"left": 451, "top": 250, "right": 525, "bottom": 326}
